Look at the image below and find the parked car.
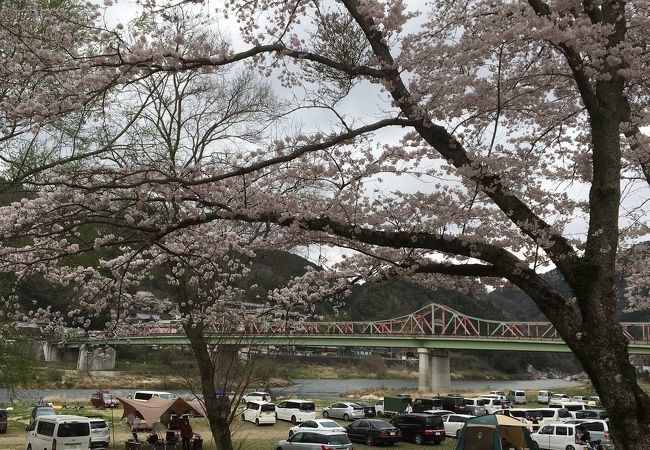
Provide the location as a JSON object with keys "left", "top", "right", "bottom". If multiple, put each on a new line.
{"left": 548, "top": 401, "right": 587, "bottom": 412}
{"left": 322, "top": 402, "right": 365, "bottom": 421}
{"left": 276, "top": 400, "right": 316, "bottom": 424}
{"left": 0, "top": 408, "right": 7, "bottom": 433}
{"left": 132, "top": 390, "right": 176, "bottom": 401}
{"left": 571, "top": 396, "right": 589, "bottom": 404}
{"left": 463, "top": 398, "right": 487, "bottom": 416}
{"left": 507, "top": 390, "right": 527, "bottom": 404}
{"left": 241, "top": 401, "right": 276, "bottom": 426}
{"left": 90, "top": 390, "right": 118, "bottom": 409}
{"left": 391, "top": 413, "right": 446, "bottom": 445}
{"left": 274, "top": 431, "right": 353, "bottom": 449}
{"left": 548, "top": 393, "right": 570, "bottom": 404}
{"left": 531, "top": 422, "right": 589, "bottom": 450}
{"left": 346, "top": 419, "right": 402, "bottom": 446}
{"left": 242, "top": 391, "right": 271, "bottom": 403}
{"left": 438, "top": 395, "right": 469, "bottom": 414}
{"left": 353, "top": 401, "right": 376, "bottom": 418}
{"left": 480, "top": 397, "right": 510, "bottom": 414}
{"left": 30, "top": 405, "right": 56, "bottom": 426}
{"left": 488, "top": 391, "right": 506, "bottom": 400}
{"left": 441, "top": 414, "right": 474, "bottom": 438}
{"left": 89, "top": 417, "right": 110, "bottom": 449}
{"left": 289, "top": 419, "right": 346, "bottom": 437}
{"left": 527, "top": 408, "right": 572, "bottom": 425}
{"left": 412, "top": 397, "right": 442, "bottom": 413}
{"left": 587, "top": 396, "right": 601, "bottom": 408}
{"left": 421, "top": 409, "right": 454, "bottom": 416}
{"left": 574, "top": 409, "right": 608, "bottom": 420}
{"left": 375, "top": 398, "right": 384, "bottom": 416}
{"left": 565, "top": 419, "right": 612, "bottom": 448}
{"left": 538, "top": 390, "right": 550, "bottom": 404}
{"left": 26, "top": 415, "right": 91, "bottom": 450}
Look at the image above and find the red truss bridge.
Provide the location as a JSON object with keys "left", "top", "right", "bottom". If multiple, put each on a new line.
{"left": 244, "top": 303, "right": 650, "bottom": 343}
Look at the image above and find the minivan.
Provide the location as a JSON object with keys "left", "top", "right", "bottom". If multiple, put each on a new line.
{"left": 26, "top": 415, "right": 91, "bottom": 450}
{"left": 507, "top": 390, "right": 527, "bottom": 404}
{"left": 538, "top": 390, "right": 550, "bottom": 404}
{"left": 133, "top": 390, "right": 176, "bottom": 401}
{"left": 412, "top": 397, "right": 442, "bottom": 413}
{"left": 438, "top": 395, "right": 469, "bottom": 414}
{"left": 391, "top": 413, "right": 446, "bottom": 444}
{"left": 548, "top": 401, "right": 586, "bottom": 412}
{"left": 531, "top": 422, "right": 589, "bottom": 450}
{"left": 275, "top": 399, "right": 316, "bottom": 424}
{"left": 463, "top": 398, "right": 487, "bottom": 416}
{"left": 241, "top": 401, "right": 276, "bottom": 426}
{"left": 527, "top": 408, "right": 572, "bottom": 425}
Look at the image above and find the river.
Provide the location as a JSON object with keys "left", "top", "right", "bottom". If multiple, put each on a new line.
{"left": 0, "top": 378, "right": 581, "bottom": 402}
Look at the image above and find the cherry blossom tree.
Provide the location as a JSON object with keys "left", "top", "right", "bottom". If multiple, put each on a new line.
{"left": 1, "top": 0, "right": 650, "bottom": 449}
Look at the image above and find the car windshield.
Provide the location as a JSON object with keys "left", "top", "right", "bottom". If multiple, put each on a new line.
{"left": 326, "top": 434, "right": 351, "bottom": 444}
{"left": 90, "top": 421, "right": 107, "bottom": 429}
{"left": 322, "top": 421, "right": 341, "bottom": 428}
{"left": 103, "top": 394, "right": 115, "bottom": 400}
{"left": 159, "top": 393, "right": 175, "bottom": 399}
{"left": 57, "top": 422, "right": 90, "bottom": 437}
{"left": 299, "top": 403, "right": 315, "bottom": 411}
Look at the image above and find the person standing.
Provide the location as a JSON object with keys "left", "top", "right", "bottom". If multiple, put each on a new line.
{"left": 180, "top": 419, "right": 193, "bottom": 450}
{"left": 405, "top": 401, "right": 413, "bottom": 413}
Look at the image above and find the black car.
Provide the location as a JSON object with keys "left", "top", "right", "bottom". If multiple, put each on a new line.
{"left": 391, "top": 413, "right": 446, "bottom": 445}
{"left": 575, "top": 409, "right": 608, "bottom": 420}
{"left": 30, "top": 405, "right": 55, "bottom": 425}
{"left": 346, "top": 419, "right": 402, "bottom": 446}
{"left": 354, "top": 401, "right": 376, "bottom": 418}
{"left": 437, "top": 395, "right": 469, "bottom": 414}
{"left": 412, "top": 397, "right": 443, "bottom": 413}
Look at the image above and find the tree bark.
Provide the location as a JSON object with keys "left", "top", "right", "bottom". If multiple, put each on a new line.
{"left": 184, "top": 323, "right": 235, "bottom": 450}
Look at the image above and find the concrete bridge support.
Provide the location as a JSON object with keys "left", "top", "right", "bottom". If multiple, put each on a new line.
{"left": 77, "top": 345, "right": 116, "bottom": 371}
{"left": 42, "top": 342, "right": 63, "bottom": 362}
{"left": 417, "top": 348, "right": 451, "bottom": 393}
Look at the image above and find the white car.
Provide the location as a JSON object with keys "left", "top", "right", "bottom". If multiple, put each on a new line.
{"left": 531, "top": 422, "right": 588, "bottom": 450}
{"left": 241, "top": 400, "right": 276, "bottom": 426}
{"left": 242, "top": 391, "right": 271, "bottom": 403}
{"left": 441, "top": 414, "right": 474, "bottom": 438}
{"left": 322, "top": 402, "right": 365, "bottom": 421}
{"left": 422, "top": 409, "right": 454, "bottom": 416}
{"left": 288, "top": 419, "right": 346, "bottom": 437}
{"left": 488, "top": 391, "right": 506, "bottom": 400}
{"left": 89, "top": 417, "right": 110, "bottom": 449}
{"left": 276, "top": 400, "right": 317, "bottom": 424}
{"left": 375, "top": 398, "right": 384, "bottom": 416}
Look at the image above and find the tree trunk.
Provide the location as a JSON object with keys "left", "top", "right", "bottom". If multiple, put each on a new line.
{"left": 184, "top": 323, "right": 235, "bottom": 450}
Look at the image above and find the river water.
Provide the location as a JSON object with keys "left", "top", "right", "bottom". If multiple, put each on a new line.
{"left": 0, "top": 378, "right": 581, "bottom": 402}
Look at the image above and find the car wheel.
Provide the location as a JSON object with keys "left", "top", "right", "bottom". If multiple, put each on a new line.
{"left": 566, "top": 446, "right": 575, "bottom": 450}
{"left": 322, "top": 411, "right": 329, "bottom": 418}
{"left": 456, "top": 429, "right": 461, "bottom": 438}
{"left": 291, "top": 415, "right": 297, "bottom": 424}
{"left": 241, "top": 413, "right": 245, "bottom": 421}
{"left": 255, "top": 418, "right": 260, "bottom": 426}
{"left": 343, "top": 413, "right": 349, "bottom": 421}
{"left": 414, "top": 433, "right": 424, "bottom": 445}
{"left": 366, "top": 435, "right": 374, "bottom": 446}
{"left": 377, "top": 411, "right": 383, "bottom": 417}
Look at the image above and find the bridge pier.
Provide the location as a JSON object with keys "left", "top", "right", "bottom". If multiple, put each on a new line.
{"left": 42, "top": 342, "right": 62, "bottom": 362}
{"left": 417, "top": 348, "right": 450, "bottom": 393}
{"left": 77, "top": 345, "right": 116, "bottom": 371}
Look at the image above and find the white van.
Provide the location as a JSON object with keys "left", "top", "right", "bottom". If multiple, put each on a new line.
{"left": 26, "top": 415, "right": 91, "bottom": 450}
{"left": 527, "top": 408, "right": 572, "bottom": 425}
{"left": 133, "top": 391, "right": 176, "bottom": 401}
{"left": 241, "top": 401, "right": 276, "bottom": 426}
{"left": 507, "top": 390, "right": 527, "bottom": 404}
{"left": 531, "top": 422, "right": 588, "bottom": 450}
{"left": 275, "top": 399, "right": 316, "bottom": 424}
{"left": 548, "top": 401, "right": 587, "bottom": 412}
{"left": 538, "top": 390, "right": 549, "bottom": 403}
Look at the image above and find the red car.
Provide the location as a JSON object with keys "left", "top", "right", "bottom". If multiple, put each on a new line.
{"left": 90, "top": 390, "right": 119, "bottom": 408}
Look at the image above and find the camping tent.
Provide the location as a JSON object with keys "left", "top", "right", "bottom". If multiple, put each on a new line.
{"left": 117, "top": 396, "right": 207, "bottom": 428}
{"left": 455, "top": 414, "right": 538, "bottom": 450}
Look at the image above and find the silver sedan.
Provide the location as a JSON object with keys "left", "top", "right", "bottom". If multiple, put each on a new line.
{"left": 322, "top": 402, "right": 365, "bottom": 421}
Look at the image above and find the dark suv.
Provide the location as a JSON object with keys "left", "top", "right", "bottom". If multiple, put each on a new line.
{"left": 438, "top": 395, "right": 469, "bottom": 414}
{"left": 391, "top": 413, "right": 445, "bottom": 445}
{"left": 0, "top": 409, "right": 7, "bottom": 433}
{"left": 412, "top": 398, "right": 443, "bottom": 413}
